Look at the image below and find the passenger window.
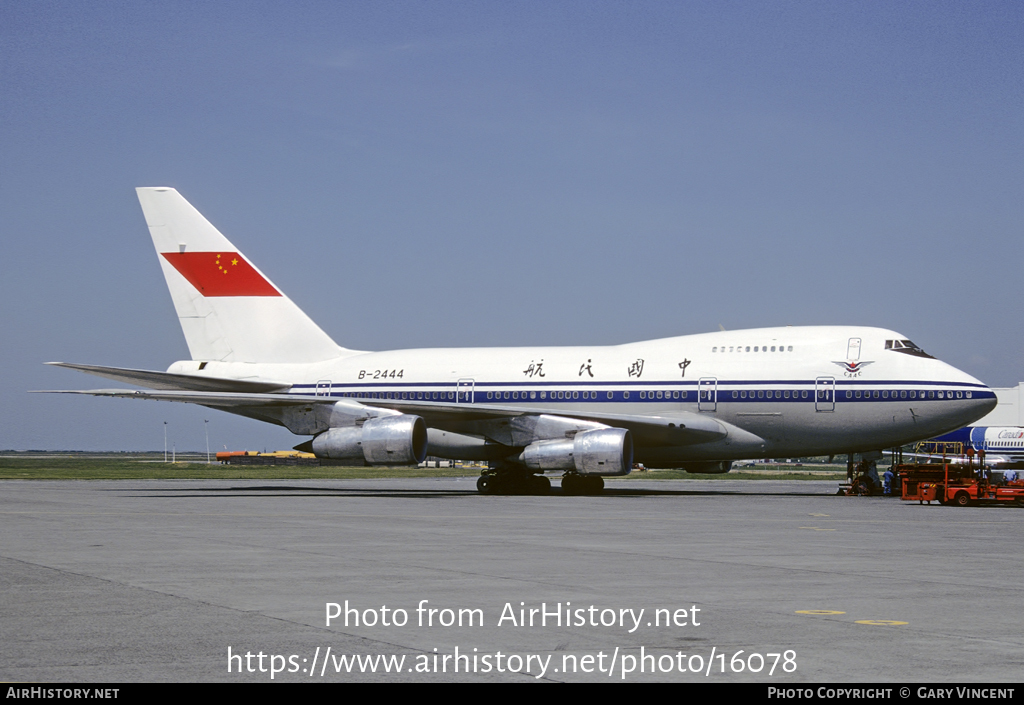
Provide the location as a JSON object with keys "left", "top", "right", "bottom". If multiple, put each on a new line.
{"left": 607, "top": 391, "right": 613, "bottom": 399}
{"left": 623, "top": 391, "right": 630, "bottom": 399}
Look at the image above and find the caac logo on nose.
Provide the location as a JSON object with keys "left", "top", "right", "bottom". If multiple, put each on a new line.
{"left": 833, "top": 360, "right": 874, "bottom": 378}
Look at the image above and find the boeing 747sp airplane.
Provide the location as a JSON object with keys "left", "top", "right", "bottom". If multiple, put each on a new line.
{"left": 44, "top": 188, "right": 997, "bottom": 494}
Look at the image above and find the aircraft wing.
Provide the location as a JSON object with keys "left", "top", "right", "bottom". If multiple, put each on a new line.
{"left": 36, "top": 388, "right": 731, "bottom": 447}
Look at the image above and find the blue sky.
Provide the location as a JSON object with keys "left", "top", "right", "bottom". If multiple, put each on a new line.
{"left": 2, "top": 1, "right": 1022, "bottom": 451}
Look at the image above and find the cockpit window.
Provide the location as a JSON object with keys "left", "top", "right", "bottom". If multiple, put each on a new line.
{"left": 884, "top": 339, "right": 935, "bottom": 359}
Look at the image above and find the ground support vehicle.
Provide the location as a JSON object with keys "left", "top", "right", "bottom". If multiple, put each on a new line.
{"left": 897, "top": 462, "right": 1024, "bottom": 506}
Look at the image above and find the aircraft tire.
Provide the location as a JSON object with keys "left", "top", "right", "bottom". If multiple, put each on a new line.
{"left": 529, "top": 475, "right": 551, "bottom": 495}
{"left": 561, "top": 474, "right": 581, "bottom": 495}
{"left": 477, "top": 475, "right": 496, "bottom": 495}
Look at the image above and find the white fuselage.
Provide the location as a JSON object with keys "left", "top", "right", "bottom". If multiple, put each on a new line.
{"left": 167, "top": 325, "right": 996, "bottom": 464}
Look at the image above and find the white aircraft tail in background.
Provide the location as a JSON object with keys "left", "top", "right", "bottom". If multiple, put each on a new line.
{"left": 43, "top": 188, "right": 998, "bottom": 494}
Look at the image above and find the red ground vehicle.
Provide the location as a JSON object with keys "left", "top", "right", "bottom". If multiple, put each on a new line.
{"left": 898, "top": 462, "right": 1024, "bottom": 506}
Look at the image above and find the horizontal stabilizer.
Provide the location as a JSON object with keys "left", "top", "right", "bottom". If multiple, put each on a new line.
{"left": 45, "top": 362, "right": 291, "bottom": 393}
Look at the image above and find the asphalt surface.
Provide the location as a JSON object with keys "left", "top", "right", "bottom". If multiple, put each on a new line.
{"left": 1, "top": 477, "right": 1021, "bottom": 683}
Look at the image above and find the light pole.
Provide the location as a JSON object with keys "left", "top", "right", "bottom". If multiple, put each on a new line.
{"left": 205, "top": 420, "right": 210, "bottom": 464}
{"left": 163, "top": 422, "right": 168, "bottom": 463}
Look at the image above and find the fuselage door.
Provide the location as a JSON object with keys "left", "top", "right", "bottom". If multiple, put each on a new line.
{"left": 315, "top": 379, "right": 332, "bottom": 397}
{"left": 457, "top": 378, "right": 475, "bottom": 404}
{"left": 847, "top": 338, "right": 862, "bottom": 361}
{"left": 815, "top": 376, "right": 835, "bottom": 412}
{"left": 698, "top": 377, "right": 718, "bottom": 412}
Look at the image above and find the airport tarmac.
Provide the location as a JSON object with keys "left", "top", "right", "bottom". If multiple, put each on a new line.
{"left": 1, "top": 477, "right": 1021, "bottom": 683}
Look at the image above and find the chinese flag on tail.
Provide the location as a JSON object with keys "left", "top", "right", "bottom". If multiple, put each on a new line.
{"left": 161, "top": 252, "right": 281, "bottom": 297}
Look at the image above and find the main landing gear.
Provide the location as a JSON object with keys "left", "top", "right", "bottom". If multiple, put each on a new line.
{"left": 476, "top": 469, "right": 551, "bottom": 495}
{"left": 475, "top": 467, "right": 605, "bottom": 496}
{"left": 560, "top": 473, "right": 604, "bottom": 495}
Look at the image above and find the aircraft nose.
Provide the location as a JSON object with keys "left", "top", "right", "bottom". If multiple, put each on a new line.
{"left": 968, "top": 385, "right": 998, "bottom": 422}
{"left": 943, "top": 363, "right": 997, "bottom": 427}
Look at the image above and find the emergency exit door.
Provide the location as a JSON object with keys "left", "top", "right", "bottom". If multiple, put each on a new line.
{"left": 698, "top": 377, "right": 717, "bottom": 412}
{"left": 815, "top": 376, "right": 835, "bottom": 412}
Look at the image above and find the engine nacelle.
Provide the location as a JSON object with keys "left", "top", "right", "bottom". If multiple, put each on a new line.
{"left": 520, "top": 428, "right": 632, "bottom": 476}
{"left": 678, "top": 461, "right": 733, "bottom": 474}
{"left": 310, "top": 415, "right": 428, "bottom": 465}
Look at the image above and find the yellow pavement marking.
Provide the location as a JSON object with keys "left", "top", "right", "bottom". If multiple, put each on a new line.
{"left": 855, "top": 620, "right": 908, "bottom": 626}
{"left": 796, "top": 610, "right": 846, "bottom": 615}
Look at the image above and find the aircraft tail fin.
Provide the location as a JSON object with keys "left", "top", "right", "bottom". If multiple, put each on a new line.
{"left": 137, "top": 187, "right": 350, "bottom": 364}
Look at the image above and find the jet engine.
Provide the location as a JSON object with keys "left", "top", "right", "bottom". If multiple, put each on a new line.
{"left": 308, "top": 415, "right": 428, "bottom": 465}
{"left": 520, "top": 428, "right": 633, "bottom": 476}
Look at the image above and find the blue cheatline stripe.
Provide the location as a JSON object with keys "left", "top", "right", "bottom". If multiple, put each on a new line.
{"left": 291, "top": 379, "right": 991, "bottom": 390}
{"left": 287, "top": 384, "right": 993, "bottom": 404}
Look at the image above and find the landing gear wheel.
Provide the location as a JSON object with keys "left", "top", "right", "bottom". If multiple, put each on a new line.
{"left": 561, "top": 474, "right": 581, "bottom": 495}
{"left": 953, "top": 492, "right": 971, "bottom": 507}
{"left": 528, "top": 475, "right": 551, "bottom": 495}
{"left": 477, "top": 475, "right": 495, "bottom": 495}
{"left": 561, "top": 474, "right": 604, "bottom": 495}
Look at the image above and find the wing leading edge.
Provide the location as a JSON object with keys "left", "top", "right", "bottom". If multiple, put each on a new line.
{"left": 36, "top": 387, "right": 745, "bottom": 448}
